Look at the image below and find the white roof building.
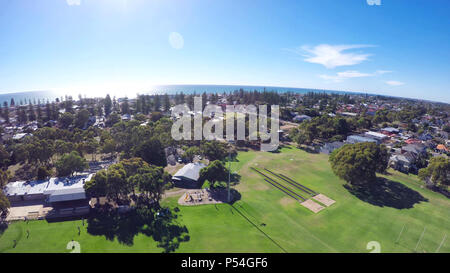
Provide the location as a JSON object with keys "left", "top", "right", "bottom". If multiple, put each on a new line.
{"left": 364, "top": 131, "right": 389, "bottom": 141}
{"left": 3, "top": 174, "right": 93, "bottom": 203}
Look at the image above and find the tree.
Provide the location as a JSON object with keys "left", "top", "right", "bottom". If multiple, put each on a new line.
{"left": 443, "top": 124, "right": 450, "bottom": 134}
{"left": 200, "top": 141, "right": 229, "bottom": 161}
{"left": 154, "top": 95, "right": 161, "bottom": 111}
{"left": 104, "top": 94, "right": 112, "bottom": 117}
{"left": 45, "top": 102, "right": 52, "bottom": 121}
{"left": 163, "top": 93, "right": 170, "bottom": 112}
{"left": 84, "top": 139, "right": 99, "bottom": 161}
{"left": 134, "top": 138, "right": 167, "bottom": 166}
{"left": 2, "top": 105, "right": 9, "bottom": 124}
{"left": 121, "top": 97, "right": 130, "bottom": 114}
{"left": 329, "top": 142, "right": 389, "bottom": 186}
{"left": 130, "top": 165, "right": 171, "bottom": 205}
{"left": 418, "top": 157, "right": 449, "bottom": 189}
{"left": 55, "top": 151, "right": 88, "bottom": 176}
{"left": 182, "top": 146, "right": 200, "bottom": 162}
{"left": 101, "top": 139, "right": 116, "bottom": 158}
{"left": 0, "top": 192, "right": 10, "bottom": 220}
{"left": 0, "top": 144, "right": 10, "bottom": 169}
{"left": 105, "top": 166, "right": 129, "bottom": 203}
{"left": 74, "top": 109, "right": 90, "bottom": 129}
{"left": 150, "top": 111, "right": 163, "bottom": 122}
{"left": 59, "top": 112, "right": 74, "bottom": 128}
{"left": 84, "top": 169, "right": 108, "bottom": 205}
{"left": 36, "top": 166, "right": 52, "bottom": 180}
{"left": 106, "top": 112, "right": 120, "bottom": 127}
{"left": 25, "top": 139, "right": 54, "bottom": 165}
{"left": 199, "top": 160, "right": 228, "bottom": 187}
{"left": 0, "top": 169, "right": 10, "bottom": 188}
{"left": 28, "top": 103, "right": 36, "bottom": 121}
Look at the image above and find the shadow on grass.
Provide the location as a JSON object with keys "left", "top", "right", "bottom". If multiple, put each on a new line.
{"left": 298, "top": 145, "right": 319, "bottom": 154}
{"left": 230, "top": 173, "right": 241, "bottom": 186}
{"left": 230, "top": 204, "right": 287, "bottom": 253}
{"left": 344, "top": 177, "right": 428, "bottom": 209}
{"left": 0, "top": 221, "right": 7, "bottom": 236}
{"left": 86, "top": 200, "right": 189, "bottom": 252}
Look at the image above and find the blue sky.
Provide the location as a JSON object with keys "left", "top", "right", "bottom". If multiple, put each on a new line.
{"left": 0, "top": 0, "right": 449, "bottom": 102}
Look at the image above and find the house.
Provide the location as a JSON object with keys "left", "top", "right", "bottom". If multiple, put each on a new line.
{"left": 346, "top": 135, "right": 378, "bottom": 144}
{"left": 389, "top": 153, "right": 417, "bottom": 173}
{"left": 381, "top": 127, "right": 400, "bottom": 134}
{"left": 401, "top": 144, "right": 427, "bottom": 156}
{"left": 418, "top": 133, "right": 433, "bottom": 141}
{"left": 339, "top": 112, "right": 358, "bottom": 117}
{"left": 364, "top": 131, "right": 389, "bottom": 142}
{"left": 292, "top": 114, "right": 311, "bottom": 123}
{"left": 436, "top": 144, "right": 449, "bottom": 153}
{"left": 320, "top": 141, "right": 345, "bottom": 154}
{"left": 172, "top": 162, "right": 207, "bottom": 188}
{"left": 12, "top": 133, "right": 29, "bottom": 140}
{"left": 405, "top": 138, "right": 421, "bottom": 144}
{"left": 121, "top": 114, "right": 132, "bottom": 121}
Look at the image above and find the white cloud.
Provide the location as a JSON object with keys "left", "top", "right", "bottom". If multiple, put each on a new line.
{"left": 375, "top": 70, "right": 392, "bottom": 75}
{"left": 169, "top": 32, "right": 184, "bottom": 50}
{"left": 319, "top": 70, "right": 389, "bottom": 82}
{"left": 66, "top": 0, "right": 81, "bottom": 6}
{"left": 385, "top": 80, "right": 405, "bottom": 86}
{"left": 299, "top": 44, "right": 374, "bottom": 69}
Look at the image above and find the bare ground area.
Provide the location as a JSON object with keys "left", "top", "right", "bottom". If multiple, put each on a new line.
{"left": 312, "top": 194, "right": 336, "bottom": 207}
{"left": 6, "top": 201, "right": 53, "bottom": 221}
{"left": 300, "top": 199, "right": 324, "bottom": 213}
{"left": 178, "top": 189, "right": 228, "bottom": 206}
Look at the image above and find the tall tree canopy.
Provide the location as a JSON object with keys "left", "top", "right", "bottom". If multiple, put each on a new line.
{"left": 104, "top": 94, "right": 112, "bottom": 117}
{"left": 134, "top": 138, "right": 167, "bottom": 167}
{"left": 0, "top": 192, "right": 10, "bottom": 220}
{"left": 199, "top": 160, "right": 228, "bottom": 186}
{"left": 85, "top": 158, "right": 171, "bottom": 206}
{"left": 329, "top": 142, "right": 389, "bottom": 185}
{"left": 418, "top": 157, "right": 449, "bottom": 189}
{"left": 55, "top": 151, "right": 88, "bottom": 176}
{"left": 200, "top": 141, "right": 230, "bottom": 161}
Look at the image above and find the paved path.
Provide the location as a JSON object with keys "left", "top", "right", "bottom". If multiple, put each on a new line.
{"left": 162, "top": 188, "right": 188, "bottom": 199}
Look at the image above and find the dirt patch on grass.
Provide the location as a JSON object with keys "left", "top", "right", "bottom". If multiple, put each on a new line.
{"left": 279, "top": 196, "right": 296, "bottom": 206}
{"left": 253, "top": 181, "right": 270, "bottom": 191}
{"left": 313, "top": 194, "right": 336, "bottom": 207}
{"left": 300, "top": 199, "right": 325, "bottom": 213}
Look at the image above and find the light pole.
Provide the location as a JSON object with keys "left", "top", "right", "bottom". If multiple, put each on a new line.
{"left": 227, "top": 140, "right": 234, "bottom": 203}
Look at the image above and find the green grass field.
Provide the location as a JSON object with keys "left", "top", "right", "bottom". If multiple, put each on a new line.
{"left": 1, "top": 146, "right": 449, "bottom": 253}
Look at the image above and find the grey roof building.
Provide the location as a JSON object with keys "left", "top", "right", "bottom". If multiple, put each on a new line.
{"left": 382, "top": 127, "right": 400, "bottom": 133}
{"left": 402, "top": 144, "right": 427, "bottom": 155}
{"left": 292, "top": 115, "right": 311, "bottom": 123}
{"left": 3, "top": 174, "right": 93, "bottom": 203}
{"left": 346, "top": 135, "right": 378, "bottom": 144}
{"left": 172, "top": 163, "right": 207, "bottom": 188}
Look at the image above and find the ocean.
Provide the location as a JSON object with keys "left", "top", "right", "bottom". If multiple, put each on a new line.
{"left": 0, "top": 85, "right": 362, "bottom": 106}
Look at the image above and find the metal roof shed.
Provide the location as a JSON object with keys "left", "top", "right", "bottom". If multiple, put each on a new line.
{"left": 172, "top": 163, "right": 206, "bottom": 182}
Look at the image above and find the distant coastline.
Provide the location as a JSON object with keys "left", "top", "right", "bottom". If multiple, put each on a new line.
{"left": 0, "top": 84, "right": 446, "bottom": 106}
